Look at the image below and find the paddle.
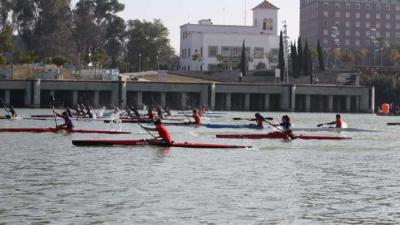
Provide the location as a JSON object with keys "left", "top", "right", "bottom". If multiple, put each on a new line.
{"left": 233, "top": 117, "right": 273, "bottom": 121}
{"left": 137, "top": 122, "right": 157, "bottom": 138}
{"left": 50, "top": 96, "right": 58, "bottom": 127}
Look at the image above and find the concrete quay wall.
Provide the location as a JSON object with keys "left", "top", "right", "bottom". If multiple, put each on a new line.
{"left": 0, "top": 79, "right": 375, "bottom": 113}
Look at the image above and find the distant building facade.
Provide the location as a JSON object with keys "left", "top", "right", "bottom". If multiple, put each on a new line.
{"left": 300, "top": 0, "right": 400, "bottom": 64}
{"left": 180, "top": 1, "right": 280, "bottom": 72}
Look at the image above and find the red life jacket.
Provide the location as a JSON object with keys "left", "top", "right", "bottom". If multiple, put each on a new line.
{"left": 336, "top": 119, "right": 343, "bottom": 128}
{"left": 193, "top": 114, "right": 202, "bottom": 125}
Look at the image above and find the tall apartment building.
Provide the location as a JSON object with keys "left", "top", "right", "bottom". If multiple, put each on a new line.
{"left": 300, "top": 0, "right": 400, "bottom": 58}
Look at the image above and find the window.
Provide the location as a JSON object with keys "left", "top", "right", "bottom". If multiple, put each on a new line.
{"left": 386, "top": 14, "right": 391, "bottom": 20}
{"left": 208, "top": 46, "right": 218, "bottom": 57}
{"left": 345, "top": 39, "right": 350, "bottom": 46}
{"left": 324, "top": 2, "right": 328, "bottom": 10}
{"left": 346, "top": 12, "right": 350, "bottom": 18}
{"left": 345, "top": 22, "right": 350, "bottom": 27}
{"left": 324, "top": 11, "right": 328, "bottom": 17}
{"left": 200, "top": 47, "right": 203, "bottom": 57}
{"left": 355, "top": 31, "right": 360, "bottom": 36}
{"left": 356, "top": 13, "right": 360, "bottom": 18}
{"left": 376, "top": 4, "right": 381, "bottom": 11}
{"left": 386, "top": 23, "right": 391, "bottom": 29}
{"left": 254, "top": 48, "right": 264, "bottom": 59}
{"left": 376, "top": 22, "right": 381, "bottom": 28}
{"left": 366, "top": 22, "right": 370, "bottom": 28}
{"left": 345, "top": 30, "right": 350, "bottom": 36}
{"left": 366, "top": 4, "right": 370, "bottom": 10}
{"left": 346, "top": 3, "right": 351, "bottom": 11}
{"left": 366, "top": 13, "right": 370, "bottom": 19}
{"left": 386, "top": 32, "right": 391, "bottom": 38}
{"left": 355, "top": 22, "right": 360, "bottom": 28}
{"left": 376, "top": 14, "right": 381, "bottom": 19}
{"left": 355, "top": 40, "right": 360, "bottom": 46}
{"left": 386, "top": 5, "right": 390, "bottom": 11}
{"left": 323, "top": 19, "right": 328, "bottom": 27}
{"left": 397, "top": 5, "right": 400, "bottom": 11}
{"left": 335, "top": 12, "right": 340, "bottom": 18}
{"left": 366, "top": 30, "right": 370, "bottom": 36}
{"left": 324, "top": 29, "right": 329, "bottom": 35}
{"left": 356, "top": 3, "right": 360, "bottom": 10}
{"left": 335, "top": 3, "right": 340, "bottom": 9}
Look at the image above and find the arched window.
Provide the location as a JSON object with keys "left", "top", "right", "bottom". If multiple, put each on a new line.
{"left": 266, "top": 19, "right": 273, "bottom": 30}
{"left": 263, "top": 19, "right": 267, "bottom": 30}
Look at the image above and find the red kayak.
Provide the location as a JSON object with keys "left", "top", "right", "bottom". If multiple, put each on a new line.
{"left": 0, "top": 128, "right": 130, "bottom": 134}
{"left": 72, "top": 139, "right": 250, "bottom": 149}
{"left": 103, "top": 118, "right": 154, "bottom": 123}
{"left": 216, "top": 131, "right": 351, "bottom": 140}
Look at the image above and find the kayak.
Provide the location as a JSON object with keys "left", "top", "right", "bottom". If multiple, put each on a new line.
{"left": 0, "top": 127, "right": 131, "bottom": 134}
{"left": 387, "top": 123, "right": 400, "bottom": 126}
{"left": 216, "top": 131, "right": 351, "bottom": 140}
{"left": 291, "top": 127, "right": 376, "bottom": 132}
{"left": 204, "top": 124, "right": 263, "bottom": 129}
{"left": 72, "top": 139, "right": 251, "bottom": 149}
{"left": 104, "top": 118, "right": 154, "bottom": 123}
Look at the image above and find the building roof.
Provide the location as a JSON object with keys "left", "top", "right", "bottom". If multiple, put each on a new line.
{"left": 252, "top": 0, "right": 279, "bottom": 10}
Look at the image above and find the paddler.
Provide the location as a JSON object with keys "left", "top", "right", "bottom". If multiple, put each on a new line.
{"left": 55, "top": 110, "right": 74, "bottom": 129}
{"left": 156, "top": 106, "right": 164, "bottom": 120}
{"left": 146, "top": 109, "right": 155, "bottom": 119}
{"left": 5, "top": 105, "right": 17, "bottom": 119}
{"left": 325, "top": 114, "right": 345, "bottom": 128}
{"left": 192, "top": 109, "right": 202, "bottom": 125}
{"left": 254, "top": 113, "right": 265, "bottom": 128}
{"left": 143, "top": 119, "right": 174, "bottom": 144}
{"left": 275, "top": 115, "right": 296, "bottom": 140}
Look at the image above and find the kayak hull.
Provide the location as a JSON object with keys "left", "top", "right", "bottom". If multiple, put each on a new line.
{"left": 216, "top": 131, "right": 351, "bottom": 140}
{"left": 72, "top": 139, "right": 250, "bottom": 149}
{"left": 204, "top": 124, "right": 263, "bottom": 129}
{"left": 0, "top": 128, "right": 130, "bottom": 134}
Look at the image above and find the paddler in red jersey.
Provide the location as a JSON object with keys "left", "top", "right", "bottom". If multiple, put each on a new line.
{"left": 192, "top": 109, "right": 202, "bottom": 125}
{"left": 55, "top": 111, "right": 74, "bottom": 129}
{"left": 254, "top": 113, "right": 265, "bottom": 128}
{"left": 326, "top": 114, "right": 345, "bottom": 128}
{"left": 143, "top": 119, "right": 173, "bottom": 144}
{"left": 199, "top": 105, "right": 206, "bottom": 117}
{"left": 146, "top": 109, "right": 155, "bottom": 119}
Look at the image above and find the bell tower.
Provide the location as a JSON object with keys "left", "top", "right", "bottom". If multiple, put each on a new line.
{"left": 252, "top": 0, "right": 279, "bottom": 35}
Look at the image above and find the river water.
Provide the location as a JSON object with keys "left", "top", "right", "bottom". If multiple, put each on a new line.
{"left": 1, "top": 110, "right": 400, "bottom": 224}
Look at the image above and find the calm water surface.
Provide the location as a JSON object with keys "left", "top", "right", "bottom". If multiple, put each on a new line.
{"left": 1, "top": 110, "right": 400, "bottom": 224}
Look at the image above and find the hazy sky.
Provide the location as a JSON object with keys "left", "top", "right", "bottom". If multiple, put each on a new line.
{"left": 73, "top": 0, "right": 300, "bottom": 53}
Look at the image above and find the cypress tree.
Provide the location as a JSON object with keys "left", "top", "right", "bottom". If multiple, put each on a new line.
{"left": 297, "top": 37, "right": 303, "bottom": 74}
{"left": 278, "top": 31, "right": 285, "bottom": 82}
{"left": 290, "top": 42, "right": 300, "bottom": 78}
{"left": 240, "top": 40, "right": 246, "bottom": 76}
{"left": 317, "top": 40, "right": 325, "bottom": 71}
{"left": 303, "top": 40, "right": 310, "bottom": 78}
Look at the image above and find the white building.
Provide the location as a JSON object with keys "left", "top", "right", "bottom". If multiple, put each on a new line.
{"left": 180, "top": 0, "right": 280, "bottom": 72}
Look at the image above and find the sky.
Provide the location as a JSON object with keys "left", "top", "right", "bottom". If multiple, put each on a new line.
{"left": 72, "top": 0, "right": 300, "bottom": 53}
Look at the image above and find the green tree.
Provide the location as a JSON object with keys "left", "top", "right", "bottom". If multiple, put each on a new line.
{"left": 104, "top": 15, "right": 126, "bottom": 68}
{"left": 290, "top": 42, "right": 300, "bottom": 78}
{"left": 278, "top": 31, "right": 285, "bottom": 81}
{"left": 341, "top": 51, "right": 356, "bottom": 66}
{"left": 240, "top": 40, "right": 246, "bottom": 76}
{"left": 317, "top": 40, "right": 325, "bottom": 71}
{"left": 73, "top": 0, "right": 125, "bottom": 67}
{"left": 126, "top": 19, "right": 174, "bottom": 72}
{"left": 52, "top": 55, "right": 69, "bottom": 78}
{"left": 15, "top": 51, "right": 36, "bottom": 77}
{"left": 0, "top": 0, "right": 15, "bottom": 31}
{"left": 297, "top": 37, "right": 303, "bottom": 74}
{"left": 303, "top": 40, "right": 313, "bottom": 83}
{"left": 0, "top": 53, "right": 6, "bottom": 64}
{"left": 0, "top": 25, "right": 15, "bottom": 53}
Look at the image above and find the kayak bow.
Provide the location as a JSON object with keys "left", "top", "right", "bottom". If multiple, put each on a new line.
{"left": 0, "top": 127, "right": 130, "bottom": 134}
{"left": 72, "top": 139, "right": 250, "bottom": 149}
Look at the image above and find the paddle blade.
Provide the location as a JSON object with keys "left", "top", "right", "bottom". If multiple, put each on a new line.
{"left": 264, "top": 117, "right": 273, "bottom": 121}
{"left": 317, "top": 123, "right": 324, "bottom": 127}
